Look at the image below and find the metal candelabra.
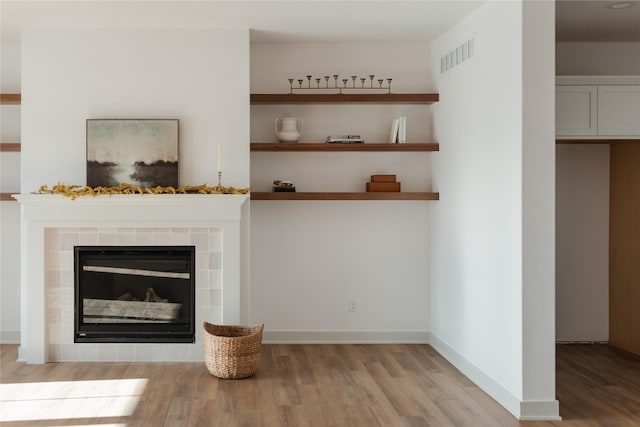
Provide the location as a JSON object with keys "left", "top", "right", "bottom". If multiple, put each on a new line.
{"left": 288, "top": 74, "right": 393, "bottom": 94}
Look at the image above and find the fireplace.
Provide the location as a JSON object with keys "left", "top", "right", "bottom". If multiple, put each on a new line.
{"left": 75, "top": 246, "right": 196, "bottom": 343}
{"left": 14, "top": 193, "right": 249, "bottom": 363}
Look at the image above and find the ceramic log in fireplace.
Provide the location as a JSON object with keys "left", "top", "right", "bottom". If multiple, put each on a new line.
{"left": 75, "top": 246, "right": 196, "bottom": 343}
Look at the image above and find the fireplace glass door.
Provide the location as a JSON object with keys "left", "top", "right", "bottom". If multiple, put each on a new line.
{"left": 75, "top": 246, "right": 195, "bottom": 343}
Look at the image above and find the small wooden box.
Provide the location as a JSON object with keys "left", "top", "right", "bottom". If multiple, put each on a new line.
{"left": 370, "top": 174, "right": 397, "bottom": 183}
{"left": 366, "top": 182, "right": 401, "bottom": 192}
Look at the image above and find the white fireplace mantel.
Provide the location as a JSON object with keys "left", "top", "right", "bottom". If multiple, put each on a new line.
{"left": 14, "top": 193, "right": 249, "bottom": 364}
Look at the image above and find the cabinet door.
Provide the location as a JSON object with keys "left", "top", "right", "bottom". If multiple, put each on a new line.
{"left": 598, "top": 86, "right": 640, "bottom": 136}
{"left": 610, "top": 142, "right": 640, "bottom": 356}
{"left": 556, "top": 86, "right": 598, "bottom": 136}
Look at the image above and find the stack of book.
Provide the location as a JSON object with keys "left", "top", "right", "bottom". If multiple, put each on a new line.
{"left": 366, "top": 174, "right": 401, "bottom": 192}
{"left": 326, "top": 135, "right": 365, "bottom": 144}
{"left": 389, "top": 117, "right": 406, "bottom": 143}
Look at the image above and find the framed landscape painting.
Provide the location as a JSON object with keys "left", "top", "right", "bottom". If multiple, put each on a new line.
{"left": 86, "top": 119, "right": 179, "bottom": 188}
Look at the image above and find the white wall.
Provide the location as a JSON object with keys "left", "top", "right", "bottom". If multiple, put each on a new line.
{"left": 0, "top": 40, "right": 21, "bottom": 342}
{"left": 556, "top": 144, "right": 609, "bottom": 342}
{"left": 429, "top": 0, "right": 557, "bottom": 420}
{"left": 429, "top": 0, "right": 522, "bottom": 407}
{"left": 0, "top": 201, "right": 20, "bottom": 342}
{"left": 21, "top": 29, "right": 250, "bottom": 192}
{"left": 1, "top": 41, "right": 21, "bottom": 91}
{"left": 250, "top": 43, "right": 433, "bottom": 340}
{"left": 521, "top": 0, "right": 556, "bottom": 411}
{"left": 556, "top": 42, "right": 640, "bottom": 76}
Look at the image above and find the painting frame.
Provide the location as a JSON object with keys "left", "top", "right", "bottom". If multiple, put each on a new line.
{"left": 86, "top": 118, "right": 179, "bottom": 188}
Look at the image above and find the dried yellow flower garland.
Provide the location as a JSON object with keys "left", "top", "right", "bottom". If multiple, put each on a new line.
{"left": 39, "top": 183, "right": 250, "bottom": 200}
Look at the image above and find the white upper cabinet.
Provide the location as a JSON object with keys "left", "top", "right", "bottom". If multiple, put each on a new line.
{"left": 597, "top": 86, "right": 640, "bottom": 136}
{"left": 556, "top": 76, "right": 640, "bottom": 138}
{"left": 556, "top": 86, "right": 597, "bottom": 136}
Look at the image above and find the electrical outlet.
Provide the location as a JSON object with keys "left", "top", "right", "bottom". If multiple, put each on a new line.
{"left": 348, "top": 299, "right": 358, "bottom": 313}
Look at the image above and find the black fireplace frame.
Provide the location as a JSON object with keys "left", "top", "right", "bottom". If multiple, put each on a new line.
{"left": 74, "top": 245, "right": 196, "bottom": 343}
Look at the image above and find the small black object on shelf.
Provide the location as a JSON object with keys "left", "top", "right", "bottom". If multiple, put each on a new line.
{"left": 272, "top": 180, "right": 296, "bottom": 192}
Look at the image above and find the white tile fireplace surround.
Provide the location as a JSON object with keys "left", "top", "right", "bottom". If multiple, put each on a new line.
{"left": 14, "top": 194, "right": 249, "bottom": 364}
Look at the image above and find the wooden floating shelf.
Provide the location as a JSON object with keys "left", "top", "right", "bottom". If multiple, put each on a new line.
{"left": 250, "top": 143, "right": 439, "bottom": 152}
{"left": 250, "top": 192, "right": 439, "bottom": 201}
{"left": 1, "top": 193, "right": 17, "bottom": 202}
{"left": 556, "top": 139, "right": 640, "bottom": 144}
{"left": 0, "top": 94, "right": 21, "bottom": 105}
{"left": 250, "top": 93, "right": 439, "bottom": 105}
{"left": 0, "top": 143, "right": 21, "bottom": 152}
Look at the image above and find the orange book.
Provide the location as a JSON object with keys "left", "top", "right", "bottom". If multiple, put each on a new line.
{"left": 370, "top": 175, "right": 397, "bottom": 183}
{"left": 366, "top": 182, "right": 401, "bottom": 192}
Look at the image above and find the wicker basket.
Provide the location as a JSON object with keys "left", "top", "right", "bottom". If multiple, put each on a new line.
{"left": 202, "top": 322, "right": 264, "bottom": 379}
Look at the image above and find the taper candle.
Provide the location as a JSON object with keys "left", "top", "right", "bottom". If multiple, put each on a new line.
{"left": 217, "top": 144, "right": 221, "bottom": 172}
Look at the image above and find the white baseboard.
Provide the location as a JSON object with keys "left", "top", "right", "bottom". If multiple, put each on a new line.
{"left": 262, "top": 330, "right": 429, "bottom": 344}
{"left": 18, "top": 345, "right": 27, "bottom": 362}
{"left": 0, "top": 330, "right": 20, "bottom": 344}
{"left": 428, "top": 333, "right": 561, "bottom": 421}
{"left": 519, "top": 400, "right": 561, "bottom": 421}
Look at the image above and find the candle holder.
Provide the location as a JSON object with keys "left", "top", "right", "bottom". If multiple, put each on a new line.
{"left": 288, "top": 74, "right": 394, "bottom": 94}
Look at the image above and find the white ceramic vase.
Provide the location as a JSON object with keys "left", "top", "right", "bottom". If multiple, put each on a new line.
{"left": 275, "top": 117, "right": 303, "bottom": 143}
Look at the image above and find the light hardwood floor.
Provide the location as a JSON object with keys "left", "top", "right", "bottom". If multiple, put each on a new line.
{"left": 1, "top": 343, "right": 639, "bottom": 426}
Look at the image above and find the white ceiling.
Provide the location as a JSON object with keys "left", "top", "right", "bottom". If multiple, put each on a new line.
{"left": 556, "top": 0, "right": 640, "bottom": 42}
{"left": 1, "top": 1, "right": 639, "bottom": 44}
{"left": 0, "top": 1, "right": 486, "bottom": 44}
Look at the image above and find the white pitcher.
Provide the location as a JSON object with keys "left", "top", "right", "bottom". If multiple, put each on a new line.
{"left": 275, "top": 117, "right": 303, "bottom": 143}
